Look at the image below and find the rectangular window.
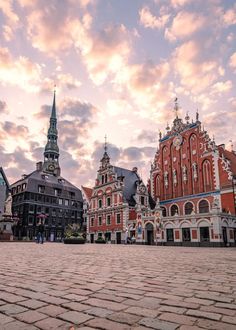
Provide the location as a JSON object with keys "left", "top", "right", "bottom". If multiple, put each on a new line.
{"left": 29, "top": 205, "right": 34, "bottom": 213}
{"left": 107, "top": 197, "right": 111, "bottom": 207}
{"left": 65, "top": 199, "right": 69, "bottom": 206}
{"left": 98, "top": 199, "right": 102, "bottom": 208}
{"left": 59, "top": 198, "right": 63, "bottom": 205}
{"left": 98, "top": 216, "right": 102, "bottom": 226}
{"left": 38, "top": 185, "right": 45, "bottom": 193}
{"left": 28, "top": 216, "right": 34, "bottom": 225}
{"left": 141, "top": 196, "right": 145, "bottom": 205}
{"left": 91, "top": 218, "right": 94, "bottom": 226}
{"left": 106, "top": 215, "right": 111, "bottom": 225}
{"left": 116, "top": 213, "right": 121, "bottom": 224}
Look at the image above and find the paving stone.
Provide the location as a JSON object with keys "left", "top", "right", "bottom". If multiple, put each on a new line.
{"left": 85, "top": 298, "right": 127, "bottom": 311}
{"left": 1, "top": 320, "right": 39, "bottom": 329}
{"left": 0, "top": 303, "right": 28, "bottom": 315}
{"left": 85, "top": 307, "right": 114, "bottom": 317}
{"left": 215, "top": 302, "right": 236, "bottom": 310}
{"left": 59, "top": 311, "right": 93, "bottom": 324}
{"left": 34, "top": 316, "right": 67, "bottom": 329}
{"left": 222, "top": 316, "right": 236, "bottom": 325}
{"left": 108, "top": 311, "right": 141, "bottom": 325}
{"left": 0, "top": 313, "right": 14, "bottom": 324}
{"left": 63, "top": 294, "right": 88, "bottom": 302}
{"left": 36, "top": 304, "right": 68, "bottom": 317}
{"left": 16, "top": 310, "right": 48, "bottom": 323}
{"left": 197, "top": 319, "right": 236, "bottom": 330}
{"left": 160, "top": 299, "right": 200, "bottom": 309}
{"left": 186, "top": 309, "right": 222, "bottom": 321}
{"left": 0, "top": 292, "right": 26, "bottom": 303}
{"left": 185, "top": 297, "right": 215, "bottom": 306}
{"left": 124, "top": 297, "right": 161, "bottom": 309}
{"left": 158, "top": 305, "right": 187, "bottom": 315}
{"left": 86, "top": 317, "right": 131, "bottom": 330}
{"left": 91, "top": 292, "right": 126, "bottom": 302}
{"left": 200, "top": 305, "right": 236, "bottom": 316}
{"left": 62, "top": 301, "right": 90, "bottom": 312}
{"left": 139, "top": 317, "right": 179, "bottom": 330}
{"left": 125, "top": 306, "right": 159, "bottom": 318}
{"left": 17, "top": 299, "right": 48, "bottom": 309}
{"left": 158, "top": 312, "right": 197, "bottom": 325}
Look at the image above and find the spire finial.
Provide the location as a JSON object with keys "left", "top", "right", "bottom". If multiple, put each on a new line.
{"left": 174, "top": 97, "right": 179, "bottom": 118}
{"left": 196, "top": 109, "right": 199, "bottom": 121}
{"left": 185, "top": 111, "right": 190, "bottom": 124}
{"left": 104, "top": 134, "right": 107, "bottom": 153}
{"left": 51, "top": 85, "right": 56, "bottom": 119}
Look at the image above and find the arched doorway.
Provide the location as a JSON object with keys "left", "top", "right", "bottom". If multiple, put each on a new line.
{"left": 146, "top": 222, "right": 154, "bottom": 245}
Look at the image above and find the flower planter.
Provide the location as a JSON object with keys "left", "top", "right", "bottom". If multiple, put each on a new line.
{"left": 95, "top": 239, "right": 106, "bottom": 244}
{"left": 64, "top": 237, "right": 86, "bottom": 244}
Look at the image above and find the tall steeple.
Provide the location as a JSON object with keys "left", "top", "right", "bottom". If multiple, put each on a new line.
{"left": 43, "top": 89, "right": 61, "bottom": 176}
{"left": 100, "top": 135, "right": 110, "bottom": 169}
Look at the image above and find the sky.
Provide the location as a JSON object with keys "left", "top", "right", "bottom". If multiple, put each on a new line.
{"left": 0, "top": 0, "right": 236, "bottom": 188}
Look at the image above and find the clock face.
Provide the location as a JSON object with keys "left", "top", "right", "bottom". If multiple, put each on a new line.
{"left": 173, "top": 134, "right": 183, "bottom": 150}
{"left": 48, "top": 164, "right": 55, "bottom": 171}
{"left": 140, "top": 185, "right": 146, "bottom": 193}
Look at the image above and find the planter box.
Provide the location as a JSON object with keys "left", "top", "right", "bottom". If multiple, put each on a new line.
{"left": 95, "top": 239, "right": 106, "bottom": 244}
{"left": 64, "top": 238, "right": 86, "bottom": 244}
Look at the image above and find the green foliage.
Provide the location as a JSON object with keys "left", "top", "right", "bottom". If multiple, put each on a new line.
{"left": 64, "top": 223, "right": 84, "bottom": 239}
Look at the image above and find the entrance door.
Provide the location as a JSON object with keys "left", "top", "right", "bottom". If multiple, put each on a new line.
{"left": 90, "top": 233, "right": 94, "bottom": 243}
{"left": 116, "top": 232, "right": 121, "bottom": 244}
{"left": 200, "top": 227, "right": 209, "bottom": 242}
{"left": 222, "top": 227, "right": 227, "bottom": 245}
{"left": 146, "top": 223, "right": 154, "bottom": 245}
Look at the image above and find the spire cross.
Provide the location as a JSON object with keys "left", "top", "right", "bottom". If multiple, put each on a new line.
{"left": 174, "top": 97, "right": 179, "bottom": 118}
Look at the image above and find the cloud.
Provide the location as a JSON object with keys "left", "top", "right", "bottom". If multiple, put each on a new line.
{"left": 0, "top": 47, "right": 42, "bottom": 92}
{"left": 171, "top": 0, "right": 191, "bottom": 8}
{"left": 223, "top": 5, "right": 236, "bottom": 26}
{"left": 229, "top": 52, "right": 236, "bottom": 70}
{"left": 40, "top": 74, "right": 81, "bottom": 94}
{"left": 139, "top": 6, "right": 170, "bottom": 29}
{"left": 1, "top": 121, "right": 29, "bottom": 138}
{"left": 0, "top": 0, "right": 20, "bottom": 40}
{"left": 211, "top": 80, "right": 232, "bottom": 95}
{"left": 0, "top": 100, "right": 7, "bottom": 113}
{"left": 78, "top": 24, "right": 131, "bottom": 85}
{"left": 165, "top": 11, "right": 206, "bottom": 41}
{"left": 137, "top": 130, "right": 157, "bottom": 144}
{"left": 172, "top": 40, "right": 219, "bottom": 95}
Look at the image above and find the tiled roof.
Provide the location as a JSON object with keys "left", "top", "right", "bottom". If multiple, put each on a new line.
{"left": 82, "top": 186, "right": 93, "bottom": 201}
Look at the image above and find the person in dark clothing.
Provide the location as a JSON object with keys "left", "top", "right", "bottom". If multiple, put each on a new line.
{"left": 37, "top": 221, "right": 45, "bottom": 244}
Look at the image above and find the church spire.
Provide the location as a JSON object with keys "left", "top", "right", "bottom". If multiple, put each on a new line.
{"left": 43, "top": 89, "right": 60, "bottom": 176}
{"left": 100, "top": 135, "right": 110, "bottom": 169}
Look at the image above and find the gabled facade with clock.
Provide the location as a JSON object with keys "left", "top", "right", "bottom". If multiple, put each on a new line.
{"left": 149, "top": 100, "right": 236, "bottom": 246}
{"left": 11, "top": 92, "right": 83, "bottom": 241}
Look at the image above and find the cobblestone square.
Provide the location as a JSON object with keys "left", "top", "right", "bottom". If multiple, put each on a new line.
{"left": 0, "top": 243, "right": 235, "bottom": 329}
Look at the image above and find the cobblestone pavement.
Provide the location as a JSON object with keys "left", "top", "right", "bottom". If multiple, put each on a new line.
{"left": 0, "top": 243, "right": 236, "bottom": 330}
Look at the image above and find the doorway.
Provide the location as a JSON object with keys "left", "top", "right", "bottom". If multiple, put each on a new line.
{"left": 90, "top": 233, "right": 94, "bottom": 243}
{"left": 200, "top": 227, "right": 210, "bottom": 242}
{"left": 146, "top": 223, "right": 154, "bottom": 245}
{"left": 116, "top": 232, "right": 121, "bottom": 244}
{"left": 222, "top": 227, "right": 228, "bottom": 245}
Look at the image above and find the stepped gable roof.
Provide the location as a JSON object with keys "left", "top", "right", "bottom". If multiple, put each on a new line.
{"left": 113, "top": 166, "right": 140, "bottom": 206}
{"left": 82, "top": 186, "right": 93, "bottom": 201}
{"left": 11, "top": 170, "right": 83, "bottom": 201}
{"left": 220, "top": 148, "right": 236, "bottom": 175}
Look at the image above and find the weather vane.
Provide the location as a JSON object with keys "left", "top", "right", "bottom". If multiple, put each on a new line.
{"left": 104, "top": 134, "right": 107, "bottom": 152}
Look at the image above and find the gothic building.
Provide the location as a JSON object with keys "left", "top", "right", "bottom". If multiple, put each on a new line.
{"left": 0, "top": 167, "right": 10, "bottom": 219}
{"left": 149, "top": 100, "right": 236, "bottom": 246}
{"left": 11, "top": 92, "right": 83, "bottom": 241}
{"left": 86, "top": 143, "right": 152, "bottom": 243}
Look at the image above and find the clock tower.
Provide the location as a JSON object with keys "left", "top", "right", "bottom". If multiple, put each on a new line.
{"left": 43, "top": 90, "right": 61, "bottom": 176}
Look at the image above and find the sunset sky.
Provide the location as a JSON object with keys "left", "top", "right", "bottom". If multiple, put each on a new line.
{"left": 0, "top": 0, "right": 236, "bottom": 188}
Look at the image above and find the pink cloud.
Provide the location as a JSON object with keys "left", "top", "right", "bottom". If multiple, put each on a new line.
{"left": 165, "top": 11, "right": 206, "bottom": 41}
{"left": 139, "top": 6, "right": 170, "bottom": 29}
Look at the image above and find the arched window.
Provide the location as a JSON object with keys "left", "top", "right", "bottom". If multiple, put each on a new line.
{"left": 199, "top": 200, "right": 209, "bottom": 213}
{"left": 171, "top": 204, "right": 179, "bottom": 216}
{"left": 185, "top": 202, "right": 194, "bottom": 215}
{"left": 156, "top": 175, "right": 161, "bottom": 197}
{"left": 161, "top": 206, "right": 167, "bottom": 217}
{"left": 202, "top": 160, "right": 213, "bottom": 192}
{"left": 98, "top": 199, "right": 102, "bottom": 208}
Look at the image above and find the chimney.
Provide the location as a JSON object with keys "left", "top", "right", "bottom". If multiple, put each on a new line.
{"left": 36, "top": 162, "right": 43, "bottom": 171}
{"left": 132, "top": 167, "right": 138, "bottom": 173}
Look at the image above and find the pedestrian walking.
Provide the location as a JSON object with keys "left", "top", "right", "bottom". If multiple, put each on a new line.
{"left": 37, "top": 220, "right": 45, "bottom": 244}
